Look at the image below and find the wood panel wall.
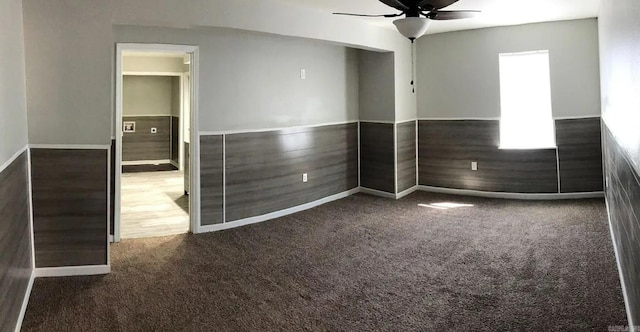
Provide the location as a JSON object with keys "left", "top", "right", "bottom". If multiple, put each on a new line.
{"left": 171, "top": 116, "right": 179, "bottom": 165}
{"left": 200, "top": 136, "right": 223, "bottom": 226}
{"left": 397, "top": 121, "right": 417, "bottom": 193}
{"left": 110, "top": 140, "right": 115, "bottom": 236}
{"left": 418, "top": 119, "right": 604, "bottom": 194}
{"left": 220, "top": 123, "right": 358, "bottom": 222}
{"left": 360, "top": 122, "right": 395, "bottom": 193}
{"left": 603, "top": 123, "right": 640, "bottom": 323}
{"left": 0, "top": 151, "right": 33, "bottom": 332}
{"left": 556, "top": 118, "right": 603, "bottom": 193}
{"left": 31, "top": 149, "right": 108, "bottom": 267}
{"left": 418, "top": 120, "right": 559, "bottom": 193}
{"left": 184, "top": 142, "right": 190, "bottom": 194}
{"left": 122, "top": 116, "right": 171, "bottom": 162}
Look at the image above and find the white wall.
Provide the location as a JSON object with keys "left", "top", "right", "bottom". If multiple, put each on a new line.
{"left": 115, "top": 26, "right": 360, "bottom": 131}
{"left": 0, "top": 0, "right": 29, "bottom": 163}
{"left": 599, "top": 0, "right": 640, "bottom": 170}
{"left": 417, "top": 19, "right": 601, "bottom": 119}
{"left": 359, "top": 50, "right": 395, "bottom": 122}
{"left": 123, "top": 76, "right": 174, "bottom": 116}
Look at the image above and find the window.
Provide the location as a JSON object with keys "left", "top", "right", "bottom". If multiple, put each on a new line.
{"left": 499, "top": 50, "right": 555, "bottom": 149}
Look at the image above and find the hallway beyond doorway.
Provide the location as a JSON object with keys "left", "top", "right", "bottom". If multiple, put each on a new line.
{"left": 121, "top": 170, "right": 189, "bottom": 239}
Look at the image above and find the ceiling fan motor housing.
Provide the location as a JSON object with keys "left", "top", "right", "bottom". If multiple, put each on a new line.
{"left": 394, "top": 17, "right": 431, "bottom": 41}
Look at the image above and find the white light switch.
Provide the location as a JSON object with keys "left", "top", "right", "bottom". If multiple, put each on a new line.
{"left": 151, "top": 127, "right": 157, "bottom": 134}
{"left": 302, "top": 173, "right": 308, "bottom": 182}
{"left": 300, "top": 69, "right": 306, "bottom": 80}
{"left": 471, "top": 162, "right": 478, "bottom": 171}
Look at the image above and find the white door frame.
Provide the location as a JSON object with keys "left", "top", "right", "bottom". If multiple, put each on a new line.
{"left": 114, "top": 43, "right": 201, "bottom": 242}
{"left": 180, "top": 72, "right": 191, "bottom": 173}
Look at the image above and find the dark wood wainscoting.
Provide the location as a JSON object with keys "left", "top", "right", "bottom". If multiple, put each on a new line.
{"left": 397, "top": 121, "right": 417, "bottom": 193}
{"left": 171, "top": 116, "right": 179, "bottom": 165}
{"left": 556, "top": 118, "right": 603, "bottom": 193}
{"left": 603, "top": 122, "right": 640, "bottom": 324}
{"left": 31, "top": 149, "right": 108, "bottom": 267}
{"left": 200, "top": 136, "right": 224, "bottom": 226}
{"left": 123, "top": 116, "right": 171, "bottom": 162}
{"left": 360, "top": 122, "right": 395, "bottom": 193}
{"left": 110, "top": 139, "right": 115, "bottom": 236}
{"left": 0, "top": 151, "right": 33, "bottom": 332}
{"left": 418, "top": 118, "right": 604, "bottom": 194}
{"left": 418, "top": 120, "right": 558, "bottom": 193}
{"left": 221, "top": 123, "right": 358, "bottom": 222}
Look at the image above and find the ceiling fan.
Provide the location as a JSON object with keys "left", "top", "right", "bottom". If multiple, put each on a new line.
{"left": 334, "top": 0, "right": 480, "bottom": 42}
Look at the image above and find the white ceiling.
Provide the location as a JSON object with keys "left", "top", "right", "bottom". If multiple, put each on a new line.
{"left": 277, "top": 0, "right": 601, "bottom": 35}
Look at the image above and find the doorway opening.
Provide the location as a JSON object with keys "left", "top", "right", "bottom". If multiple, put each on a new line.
{"left": 114, "top": 44, "right": 200, "bottom": 241}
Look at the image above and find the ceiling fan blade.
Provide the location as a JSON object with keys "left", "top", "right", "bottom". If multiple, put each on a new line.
{"left": 379, "top": 0, "right": 410, "bottom": 11}
{"left": 428, "top": 10, "right": 480, "bottom": 20}
{"left": 419, "top": 0, "right": 459, "bottom": 10}
{"left": 334, "top": 12, "right": 403, "bottom": 18}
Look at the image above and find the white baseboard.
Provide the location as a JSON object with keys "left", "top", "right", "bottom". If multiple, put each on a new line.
{"left": 29, "top": 144, "right": 110, "bottom": 150}
{"left": 359, "top": 187, "right": 397, "bottom": 199}
{"left": 198, "top": 188, "right": 360, "bottom": 233}
{"left": 418, "top": 186, "right": 604, "bottom": 200}
{"left": 396, "top": 186, "right": 419, "bottom": 199}
{"left": 14, "top": 269, "right": 35, "bottom": 332}
{"left": 0, "top": 145, "right": 28, "bottom": 174}
{"left": 359, "top": 186, "right": 419, "bottom": 200}
{"left": 35, "top": 265, "right": 111, "bottom": 278}
{"left": 605, "top": 199, "right": 635, "bottom": 329}
{"left": 122, "top": 160, "right": 171, "bottom": 166}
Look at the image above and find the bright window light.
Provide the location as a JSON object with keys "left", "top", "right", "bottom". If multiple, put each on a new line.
{"left": 499, "top": 50, "right": 556, "bottom": 149}
{"left": 418, "top": 202, "right": 474, "bottom": 210}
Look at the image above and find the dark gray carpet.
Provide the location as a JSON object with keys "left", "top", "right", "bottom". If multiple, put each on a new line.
{"left": 22, "top": 192, "right": 627, "bottom": 331}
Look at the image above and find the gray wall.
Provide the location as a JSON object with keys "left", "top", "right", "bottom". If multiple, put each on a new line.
{"left": 22, "top": 0, "right": 112, "bottom": 145}
{"left": 22, "top": 0, "right": 413, "bottom": 144}
{"left": 123, "top": 56, "right": 188, "bottom": 73}
{"left": 0, "top": 1, "right": 33, "bottom": 331}
{"left": 123, "top": 76, "right": 174, "bottom": 116}
{"left": 114, "top": 26, "right": 360, "bottom": 132}
{"left": 599, "top": 0, "right": 640, "bottom": 326}
{"left": 0, "top": 0, "right": 29, "bottom": 164}
{"left": 122, "top": 76, "right": 176, "bottom": 162}
{"left": 171, "top": 77, "right": 180, "bottom": 117}
{"left": 358, "top": 50, "right": 395, "bottom": 122}
{"left": 109, "top": 0, "right": 415, "bottom": 124}
{"left": 417, "top": 19, "right": 601, "bottom": 119}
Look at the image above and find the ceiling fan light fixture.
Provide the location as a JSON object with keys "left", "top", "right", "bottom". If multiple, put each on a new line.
{"left": 393, "top": 17, "right": 431, "bottom": 41}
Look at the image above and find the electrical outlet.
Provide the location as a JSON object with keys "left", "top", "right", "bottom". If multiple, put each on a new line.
{"left": 300, "top": 69, "right": 306, "bottom": 80}
{"left": 471, "top": 161, "right": 478, "bottom": 171}
{"left": 302, "top": 173, "right": 308, "bottom": 183}
{"left": 151, "top": 127, "right": 157, "bottom": 134}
